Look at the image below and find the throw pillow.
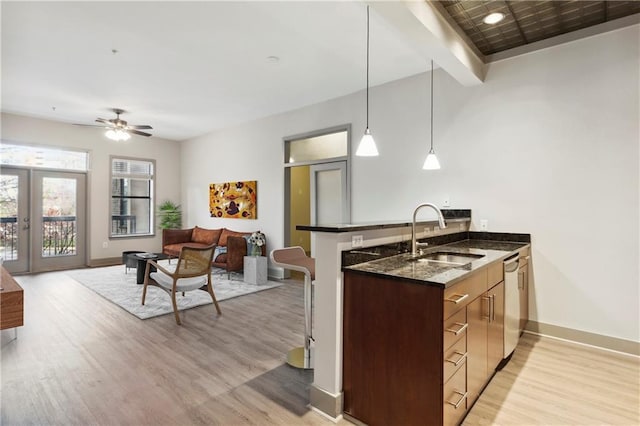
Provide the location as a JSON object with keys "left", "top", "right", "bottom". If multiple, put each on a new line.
{"left": 213, "top": 246, "right": 227, "bottom": 262}
{"left": 192, "top": 226, "right": 222, "bottom": 245}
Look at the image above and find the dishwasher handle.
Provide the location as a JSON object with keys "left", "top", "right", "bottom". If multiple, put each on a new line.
{"left": 504, "top": 253, "right": 520, "bottom": 273}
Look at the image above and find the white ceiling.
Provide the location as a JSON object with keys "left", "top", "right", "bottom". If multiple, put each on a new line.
{"left": 1, "top": 1, "right": 433, "bottom": 141}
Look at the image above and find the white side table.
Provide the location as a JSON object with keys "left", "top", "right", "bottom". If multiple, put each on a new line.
{"left": 243, "top": 255, "right": 268, "bottom": 285}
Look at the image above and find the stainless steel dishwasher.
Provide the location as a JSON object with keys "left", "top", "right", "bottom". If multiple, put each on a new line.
{"left": 503, "top": 254, "right": 521, "bottom": 358}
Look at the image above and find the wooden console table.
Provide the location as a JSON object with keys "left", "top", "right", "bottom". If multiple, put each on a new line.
{"left": 1, "top": 266, "right": 24, "bottom": 331}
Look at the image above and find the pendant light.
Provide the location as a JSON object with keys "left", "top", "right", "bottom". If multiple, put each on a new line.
{"left": 356, "top": 5, "right": 379, "bottom": 157}
{"left": 423, "top": 60, "right": 441, "bottom": 170}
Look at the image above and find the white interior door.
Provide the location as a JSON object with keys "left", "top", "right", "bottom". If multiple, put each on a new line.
{"left": 310, "top": 161, "right": 349, "bottom": 225}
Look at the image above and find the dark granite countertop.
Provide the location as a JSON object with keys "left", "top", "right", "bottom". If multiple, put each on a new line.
{"left": 297, "top": 210, "right": 471, "bottom": 233}
{"left": 343, "top": 239, "right": 529, "bottom": 288}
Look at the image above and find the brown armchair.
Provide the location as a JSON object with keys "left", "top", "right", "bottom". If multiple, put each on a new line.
{"left": 213, "top": 236, "right": 267, "bottom": 279}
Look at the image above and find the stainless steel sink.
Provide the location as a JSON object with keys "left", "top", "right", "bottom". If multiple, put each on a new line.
{"left": 411, "top": 251, "right": 485, "bottom": 265}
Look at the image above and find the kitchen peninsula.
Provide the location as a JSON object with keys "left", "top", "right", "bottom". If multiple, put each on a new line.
{"left": 297, "top": 210, "right": 530, "bottom": 425}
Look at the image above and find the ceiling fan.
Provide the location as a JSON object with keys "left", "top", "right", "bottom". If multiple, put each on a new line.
{"left": 75, "top": 108, "right": 153, "bottom": 140}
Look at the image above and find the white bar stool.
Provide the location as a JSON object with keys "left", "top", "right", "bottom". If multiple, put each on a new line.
{"left": 270, "top": 246, "right": 315, "bottom": 369}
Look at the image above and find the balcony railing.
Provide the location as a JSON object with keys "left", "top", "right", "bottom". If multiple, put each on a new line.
{"left": 0, "top": 216, "right": 78, "bottom": 260}
{"left": 0, "top": 217, "right": 18, "bottom": 261}
{"left": 42, "top": 216, "right": 77, "bottom": 257}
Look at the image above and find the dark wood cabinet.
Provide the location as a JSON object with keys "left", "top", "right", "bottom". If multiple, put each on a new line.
{"left": 343, "top": 272, "right": 444, "bottom": 425}
{"left": 466, "top": 295, "right": 488, "bottom": 405}
{"left": 344, "top": 261, "right": 508, "bottom": 426}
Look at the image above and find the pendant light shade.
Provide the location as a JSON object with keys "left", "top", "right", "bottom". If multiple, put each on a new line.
{"left": 423, "top": 60, "right": 441, "bottom": 170}
{"left": 355, "top": 6, "right": 379, "bottom": 157}
{"left": 423, "top": 148, "right": 441, "bottom": 169}
{"left": 357, "top": 128, "right": 378, "bottom": 156}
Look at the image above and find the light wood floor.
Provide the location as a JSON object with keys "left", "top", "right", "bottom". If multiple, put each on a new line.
{"left": 464, "top": 333, "right": 640, "bottom": 426}
{"left": 2, "top": 269, "right": 638, "bottom": 425}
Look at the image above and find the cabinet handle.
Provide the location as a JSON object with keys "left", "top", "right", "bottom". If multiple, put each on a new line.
{"left": 482, "top": 296, "right": 491, "bottom": 320}
{"left": 491, "top": 294, "right": 496, "bottom": 322}
{"left": 518, "top": 271, "right": 525, "bottom": 290}
{"left": 445, "top": 322, "right": 468, "bottom": 335}
{"left": 446, "top": 390, "right": 468, "bottom": 409}
{"left": 445, "top": 351, "right": 467, "bottom": 366}
{"left": 444, "top": 293, "right": 469, "bottom": 304}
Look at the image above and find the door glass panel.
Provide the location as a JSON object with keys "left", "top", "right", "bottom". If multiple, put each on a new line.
{"left": 41, "top": 177, "right": 77, "bottom": 257}
{"left": 0, "top": 175, "right": 19, "bottom": 261}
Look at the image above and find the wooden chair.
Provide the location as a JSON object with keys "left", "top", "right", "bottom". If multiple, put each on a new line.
{"left": 142, "top": 245, "right": 221, "bottom": 325}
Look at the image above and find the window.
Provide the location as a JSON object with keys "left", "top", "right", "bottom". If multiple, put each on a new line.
{"left": 284, "top": 130, "right": 348, "bottom": 164}
{"left": 110, "top": 157, "right": 154, "bottom": 237}
{"left": 1, "top": 142, "right": 88, "bottom": 171}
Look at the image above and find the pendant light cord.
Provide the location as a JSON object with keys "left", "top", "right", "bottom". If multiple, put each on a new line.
{"left": 430, "top": 60, "right": 434, "bottom": 151}
{"left": 366, "top": 6, "right": 370, "bottom": 129}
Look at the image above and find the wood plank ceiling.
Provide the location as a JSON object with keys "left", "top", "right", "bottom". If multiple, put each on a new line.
{"left": 439, "top": 0, "right": 640, "bottom": 55}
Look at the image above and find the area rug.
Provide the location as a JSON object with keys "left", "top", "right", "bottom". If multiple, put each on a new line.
{"left": 66, "top": 261, "right": 282, "bottom": 320}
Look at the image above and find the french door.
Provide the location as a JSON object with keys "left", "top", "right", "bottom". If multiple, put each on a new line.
{"left": 0, "top": 167, "right": 86, "bottom": 273}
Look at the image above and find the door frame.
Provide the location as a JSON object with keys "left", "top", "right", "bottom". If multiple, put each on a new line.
{"left": 282, "top": 124, "right": 352, "bottom": 254}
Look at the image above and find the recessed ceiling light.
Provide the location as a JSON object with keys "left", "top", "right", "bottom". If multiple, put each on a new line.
{"left": 483, "top": 12, "right": 505, "bottom": 25}
{"left": 266, "top": 56, "right": 280, "bottom": 64}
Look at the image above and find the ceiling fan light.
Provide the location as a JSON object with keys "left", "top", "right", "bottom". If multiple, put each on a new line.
{"left": 423, "top": 148, "right": 441, "bottom": 170}
{"left": 105, "top": 128, "right": 130, "bottom": 141}
{"left": 356, "top": 128, "right": 379, "bottom": 156}
{"left": 118, "top": 130, "right": 131, "bottom": 141}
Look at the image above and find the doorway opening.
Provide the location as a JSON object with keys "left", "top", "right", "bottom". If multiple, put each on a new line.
{"left": 283, "top": 125, "right": 351, "bottom": 259}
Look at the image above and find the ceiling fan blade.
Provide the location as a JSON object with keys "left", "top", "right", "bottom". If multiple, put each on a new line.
{"left": 96, "top": 118, "right": 115, "bottom": 126}
{"left": 73, "top": 123, "right": 106, "bottom": 127}
{"left": 128, "top": 129, "right": 152, "bottom": 137}
{"left": 127, "top": 125, "right": 153, "bottom": 130}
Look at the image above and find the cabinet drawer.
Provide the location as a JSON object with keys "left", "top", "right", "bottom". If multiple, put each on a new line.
{"left": 444, "top": 269, "right": 486, "bottom": 319}
{"left": 444, "top": 308, "right": 467, "bottom": 351}
{"left": 443, "top": 363, "right": 467, "bottom": 426}
{"left": 444, "top": 335, "right": 467, "bottom": 384}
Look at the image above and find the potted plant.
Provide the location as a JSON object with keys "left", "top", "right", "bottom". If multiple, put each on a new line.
{"left": 157, "top": 200, "right": 182, "bottom": 230}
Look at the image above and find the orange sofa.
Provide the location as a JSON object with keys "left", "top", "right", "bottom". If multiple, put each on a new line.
{"left": 162, "top": 227, "right": 266, "bottom": 278}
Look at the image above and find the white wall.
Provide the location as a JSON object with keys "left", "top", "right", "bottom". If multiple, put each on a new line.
{"left": 1, "top": 113, "right": 182, "bottom": 261}
{"left": 182, "top": 25, "right": 639, "bottom": 342}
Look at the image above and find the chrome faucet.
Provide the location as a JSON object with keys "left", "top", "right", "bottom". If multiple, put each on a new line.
{"left": 411, "top": 203, "right": 447, "bottom": 257}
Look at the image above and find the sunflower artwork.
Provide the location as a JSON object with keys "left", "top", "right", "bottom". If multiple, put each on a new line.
{"left": 209, "top": 180, "right": 257, "bottom": 219}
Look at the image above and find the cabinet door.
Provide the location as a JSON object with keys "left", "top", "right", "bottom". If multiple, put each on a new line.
{"left": 487, "top": 282, "right": 505, "bottom": 372}
{"left": 519, "top": 263, "right": 529, "bottom": 334}
{"left": 466, "top": 296, "right": 488, "bottom": 405}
